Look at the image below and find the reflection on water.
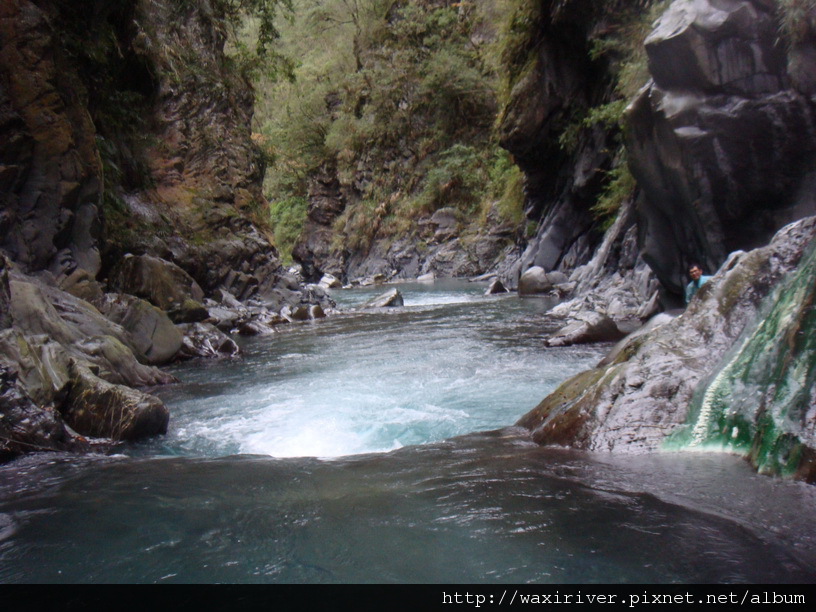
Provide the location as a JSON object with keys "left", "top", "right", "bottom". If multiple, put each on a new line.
{"left": 1, "top": 431, "right": 815, "bottom": 583}
{"left": 0, "top": 281, "right": 814, "bottom": 583}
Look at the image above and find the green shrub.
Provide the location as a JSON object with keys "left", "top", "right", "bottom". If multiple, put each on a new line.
{"left": 269, "top": 196, "right": 309, "bottom": 263}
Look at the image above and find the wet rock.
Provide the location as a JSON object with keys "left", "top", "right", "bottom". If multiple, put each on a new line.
{"left": 486, "top": 278, "right": 508, "bottom": 295}
{"left": 518, "top": 216, "right": 816, "bottom": 457}
{"left": 0, "top": 365, "right": 84, "bottom": 461}
{"left": 362, "top": 289, "right": 404, "bottom": 308}
{"left": 417, "top": 272, "right": 435, "bottom": 283}
{"left": 545, "top": 312, "right": 626, "bottom": 348}
{"left": 286, "top": 305, "right": 311, "bottom": 321}
{"left": 309, "top": 304, "right": 325, "bottom": 319}
{"left": 63, "top": 362, "right": 169, "bottom": 441}
{"left": 176, "top": 322, "right": 240, "bottom": 360}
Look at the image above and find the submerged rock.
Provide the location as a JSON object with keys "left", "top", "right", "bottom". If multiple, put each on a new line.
{"left": 361, "top": 289, "right": 404, "bottom": 308}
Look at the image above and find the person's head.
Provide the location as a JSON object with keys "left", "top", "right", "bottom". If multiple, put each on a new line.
{"left": 688, "top": 264, "right": 703, "bottom": 281}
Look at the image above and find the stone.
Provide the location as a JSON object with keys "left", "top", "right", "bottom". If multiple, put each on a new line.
{"left": 318, "top": 273, "right": 342, "bottom": 289}
{"left": 168, "top": 298, "right": 210, "bottom": 324}
{"left": 417, "top": 272, "right": 435, "bottom": 283}
{"left": 361, "top": 288, "right": 404, "bottom": 308}
{"left": 100, "top": 293, "right": 183, "bottom": 365}
{"left": 518, "top": 216, "right": 816, "bottom": 457}
{"left": 110, "top": 254, "right": 205, "bottom": 312}
{"left": 518, "top": 266, "right": 553, "bottom": 295}
{"left": 0, "top": 365, "right": 85, "bottom": 461}
{"left": 63, "top": 361, "right": 169, "bottom": 441}
{"left": 176, "top": 322, "right": 240, "bottom": 360}
{"left": 485, "top": 278, "right": 508, "bottom": 295}
{"left": 544, "top": 312, "right": 626, "bottom": 347}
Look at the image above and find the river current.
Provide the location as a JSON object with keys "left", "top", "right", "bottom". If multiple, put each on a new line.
{"left": 1, "top": 281, "right": 815, "bottom": 583}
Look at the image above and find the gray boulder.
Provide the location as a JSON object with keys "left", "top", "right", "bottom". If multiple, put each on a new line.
{"left": 519, "top": 266, "right": 555, "bottom": 295}
{"left": 63, "top": 361, "right": 169, "bottom": 441}
{"left": 545, "top": 312, "right": 626, "bottom": 347}
{"left": 361, "top": 288, "right": 404, "bottom": 308}
{"left": 99, "top": 293, "right": 183, "bottom": 365}
{"left": 518, "top": 216, "right": 816, "bottom": 471}
{"left": 176, "top": 323, "right": 240, "bottom": 360}
{"left": 111, "top": 254, "right": 205, "bottom": 311}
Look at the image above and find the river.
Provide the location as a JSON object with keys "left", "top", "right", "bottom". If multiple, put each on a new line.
{"left": 0, "top": 281, "right": 814, "bottom": 583}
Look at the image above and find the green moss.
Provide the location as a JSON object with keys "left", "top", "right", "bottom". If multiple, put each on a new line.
{"left": 269, "top": 196, "right": 308, "bottom": 264}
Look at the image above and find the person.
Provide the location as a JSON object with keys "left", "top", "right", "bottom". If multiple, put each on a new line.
{"left": 685, "top": 263, "right": 712, "bottom": 304}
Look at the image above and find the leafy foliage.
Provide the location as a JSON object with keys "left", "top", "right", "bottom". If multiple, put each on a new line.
{"left": 777, "top": 0, "right": 816, "bottom": 46}
{"left": 269, "top": 196, "right": 309, "bottom": 263}
{"left": 255, "top": 0, "right": 518, "bottom": 256}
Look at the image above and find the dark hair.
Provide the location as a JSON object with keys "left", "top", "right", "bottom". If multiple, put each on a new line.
{"left": 688, "top": 263, "right": 704, "bottom": 272}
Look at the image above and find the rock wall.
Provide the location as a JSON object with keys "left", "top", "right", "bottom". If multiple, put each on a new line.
{"left": 627, "top": 0, "right": 816, "bottom": 298}
{"left": 0, "top": 0, "right": 103, "bottom": 275}
{"left": 0, "top": 0, "right": 332, "bottom": 461}
{"left": 497, "top": 0, "right": 624, "bottom": 287}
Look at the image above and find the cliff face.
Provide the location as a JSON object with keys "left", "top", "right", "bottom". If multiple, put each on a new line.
{"left": 628, "top": 0, "right": 816, "bottom": 295}
{"left": 0, "top": 0, "right": 330, "bottom": 460}
{"left": 515, "top": 0, "right": 816, "bottom": 480}
{"left": 0, "top": 0, "right": 104, "bottom": 275}
{"left": 498, "top": 0, "right": 816, "bottom": 307}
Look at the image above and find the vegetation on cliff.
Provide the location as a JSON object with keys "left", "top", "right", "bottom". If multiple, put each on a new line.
{"left": 253, "top": 0, "right": 525, "bottom": 268}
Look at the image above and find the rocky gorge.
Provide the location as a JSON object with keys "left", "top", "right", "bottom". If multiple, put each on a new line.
{"left": 0, "top": 0, "right": 333, "bottom": 459}
{"left": 1, "top": 0, "right": 816, "bottom": 488}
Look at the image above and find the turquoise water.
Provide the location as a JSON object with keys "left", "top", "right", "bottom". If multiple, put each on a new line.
{"left": 0, "top": 281, "right": 814, "bottom": 583}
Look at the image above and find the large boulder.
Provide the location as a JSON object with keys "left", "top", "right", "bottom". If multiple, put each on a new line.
{"left": 517, "top": 217, "right": 816, "bottom": 476}
{"left": 111, "top": 254, "right": 205, "bottom": 312}
{"left": 63, "top": 361, "right": 169, "bottom": 441}
{"left": 98, "top": 293, "right": 183, "bottom": 365}
{"left": 175, "top": 322, "right": 240, "bottom": 360}
{"left": 361, "top": 288, "right": 404, "bottom": 308}
{"left": 111, "top": 253, "right": 214, "bottom": 323}
{"left": 0, "top": 365, "right": 86, "bottom": 461}
{"left": 519, "top": 266, "right": 567, "bottom": 296}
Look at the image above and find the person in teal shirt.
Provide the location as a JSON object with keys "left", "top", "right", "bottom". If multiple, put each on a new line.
{"left": 685, "top": 263, "right": 712, "bottom": 304}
